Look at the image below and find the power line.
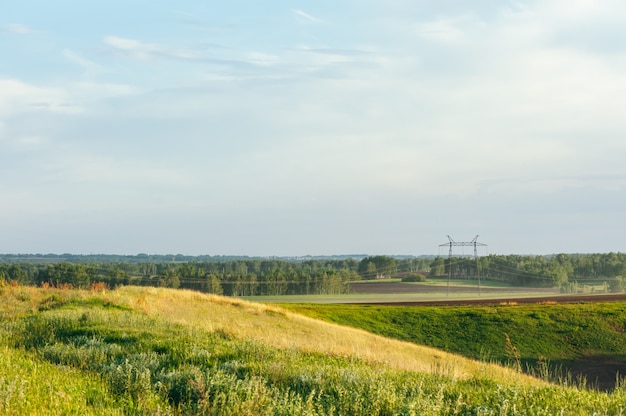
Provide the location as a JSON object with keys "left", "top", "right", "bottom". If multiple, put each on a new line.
{"left": 439, "top": 235, "right": 487, "bottom": 296}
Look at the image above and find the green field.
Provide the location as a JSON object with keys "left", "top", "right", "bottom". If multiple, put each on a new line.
{"left": 243, "top": 290, "right": 559, "bottom": 304}
{"left": 2, "top": 285, "right": 626, "bottom": 414}
{"left": 282, "top": 301, "right": 626, "bottom": 391}
{"left": 243, "top": 278, "right": 560, "bottom": 303}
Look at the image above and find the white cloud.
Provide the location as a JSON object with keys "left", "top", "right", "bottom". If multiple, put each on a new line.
{"left": 540, "top": 0, "right": 622, "bottom": 20}
{"left": 0, "top": 78, "right": 137, "bottom": 120}
{"left": 2, "top": 23, "right": 33, "bottom": 35}
{"left": 246, "top": 52, "right": 279, "bottom": 67}
{"left": 63, "top": 49, "right": 102, "bottom": 73}
{"left": 11, "top": 136, "right": 49, "bottom": 150}
{"left": 291, "top": 9, "right": 323, "bottom": 24}
{"left": 294, "top": 45, "right": 360, "bottom": 66}
{"left": 417, "top": 17, "right": 468, "bottom": 43}
{"left": 105, "top": 36, "right": 142, "bottom": 50}
{"left": 3, "top": 0, "right": 626, "bottom": 254}
{"left": 95, "top": 0, "right": 626, "bottom": 208}
{"left": 0, "top": 148, "right": 207, "bottom": 220}
{"left": 71, "top": 82, "right": 139, "bottom": 101}
{"left": 104, "top": 35, "right": 203, "bottom": 61}
{"left": 42, "top": 151, "right": 201, "bottom": 189}
{"left": 0, "top": 79, "right": 81, "bottom": 116}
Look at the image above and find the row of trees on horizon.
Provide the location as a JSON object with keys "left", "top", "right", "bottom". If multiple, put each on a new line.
{"left": 1, "top": 253, "right": 625, "bottom": 295}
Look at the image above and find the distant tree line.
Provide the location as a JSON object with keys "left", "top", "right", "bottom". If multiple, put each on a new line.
{"left": 0, "top": 256, "right": 432, "bottom": 295}
{"left": 2, "top": 253, "right": 625, "bottom": 294}
{"left": 429, "top": 252, "right": 626, "bottom": 289}
{"left": 0, "top": 253, "right": 374, "bottom": 264}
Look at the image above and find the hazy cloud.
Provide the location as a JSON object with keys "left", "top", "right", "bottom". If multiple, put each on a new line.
{"left": 417, "top": 17, "right": 468, "bottom": 43}
{"left": 0, "top": 79, "right": 80, "bottom": 116}
{"left": 291, "top": 9, "right": 323, "bottom": 24}
{"left": 104, "top": 36, "right": 203, "bottom": 61}
{"left": 63, "top": 49, "right": 102, "bottom": 73}
{"left": 2, "top": 23, "right": 33, "bottom": 35}
{"left": 1, "top": 0, "right": 626, "bottom": 255}
{"left": 11, "top": 136, "right": 49, "bottom": 150}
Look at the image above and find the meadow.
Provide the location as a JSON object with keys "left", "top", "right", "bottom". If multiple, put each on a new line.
{"left": 2, "top": 284, "right": 626, "bottom": 414}
{"left": 282, "top": 299, "right": 626, "bottom": 391}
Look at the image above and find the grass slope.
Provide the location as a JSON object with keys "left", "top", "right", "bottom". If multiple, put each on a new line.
{"left": 0, "top": 346, "right": 131, "bottom": 415}
{"left": 102, "top": 286, "right": 533, "bottom": 383}
{"left": 282, "top": 302, "right": 626, "bottom": 390}
{"left": 0, "top": 285, "right": 625, "bottom": 414}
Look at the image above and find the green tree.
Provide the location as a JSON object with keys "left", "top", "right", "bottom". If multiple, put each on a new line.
{"left": 157, "top": 269, "right": 181, "bottom": 289}
{"left": 358, "top": 256, "right": 397, "bottom": 279}
{"left": 38, "top": 263, "right": 91, "bottom": 288}
{"left": 206, "top": 274, "right": 223, "bottom": 295}
{"left": 429, "top": 257, "right": 446, "bottom": 277}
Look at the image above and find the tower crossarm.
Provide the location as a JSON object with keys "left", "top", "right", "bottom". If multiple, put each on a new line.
{"left": 439, "top": 242, "right": 487, "bottom": 247}
{"left": 439, "top": 235, "right": 487, "bottom": 247}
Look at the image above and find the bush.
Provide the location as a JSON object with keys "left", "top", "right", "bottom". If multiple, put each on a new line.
{"left": 401, "top": 273, "right": 426, "bottom": 282}
{"left": 560, "top": 281, "right": 577, "bottom": 293}
{"left": 609, "top": 277, "right": 624, "bottom": 293}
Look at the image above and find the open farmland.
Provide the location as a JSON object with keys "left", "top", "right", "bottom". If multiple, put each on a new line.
{"left": 244, "top": 277, "right": 572, "bottom": 304}
{"left": 350, "top": 279, "right": 626, "bottom": 306}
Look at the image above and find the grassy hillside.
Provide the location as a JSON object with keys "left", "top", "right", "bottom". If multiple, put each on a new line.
{"left": 282, "top": 302, "right": 626, "bottom": 390}
{"left": 1, "top": 285, "right": 626, "bottom": 414}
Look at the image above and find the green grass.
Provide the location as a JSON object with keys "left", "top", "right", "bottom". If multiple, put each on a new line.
{"left": 0, "top": 345, "right": 137, "bottom": 415}
{"left": 2, "top": 286, "right": 626, "bottom": 414}
{"left": 282, "top": 302, "right": 626, "bottom": 387}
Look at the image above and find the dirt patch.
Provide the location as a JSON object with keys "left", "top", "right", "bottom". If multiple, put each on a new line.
{"left": 552, "top": 355, "right": 626, "bottom": 391}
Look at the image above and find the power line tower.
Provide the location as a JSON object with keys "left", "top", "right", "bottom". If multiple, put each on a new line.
{"left": 439, "top": 235, "right": 488, "bottom": 296}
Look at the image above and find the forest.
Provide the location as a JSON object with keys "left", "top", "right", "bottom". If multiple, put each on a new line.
{"left": 0, "top": 252, "right": 625, "bottom": 296}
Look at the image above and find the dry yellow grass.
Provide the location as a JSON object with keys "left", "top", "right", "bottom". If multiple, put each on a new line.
{"left": 101, "top": 286, "right": 544, "bottom": 387}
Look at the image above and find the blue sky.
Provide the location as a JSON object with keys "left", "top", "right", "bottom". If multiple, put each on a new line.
{"left": 1, "top": 1, "right": 625, "bottom": 256}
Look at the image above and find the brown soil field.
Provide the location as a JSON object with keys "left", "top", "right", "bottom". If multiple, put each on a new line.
{"left": 349, "top": 282, "right": 626, "bottom": 306}
{"left": 350, "top": 281, "right": 557, "bottom": 296}
{"left": 386, "top": 293, "right": 626, "bottom": 307}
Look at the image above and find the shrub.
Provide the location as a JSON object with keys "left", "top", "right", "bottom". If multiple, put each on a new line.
{"left": 609, "top": 277, "right": 624, "bottom": 293}
{"left": 401, "top": 273, "right": 426, "bottom": 282}
{"left": 89, "top": 281, "right": 110, "bottom": 293}
{"left": 106, "top": 357, "right": 154, "bottom": 399}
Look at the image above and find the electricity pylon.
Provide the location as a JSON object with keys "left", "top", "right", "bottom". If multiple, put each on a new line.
{"left": 439, "top": 235, "right": 487, "bottom": 296}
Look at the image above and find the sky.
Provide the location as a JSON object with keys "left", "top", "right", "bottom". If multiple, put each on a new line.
{"left": 1, "top": 1, "right": 626, "bottom": 256}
